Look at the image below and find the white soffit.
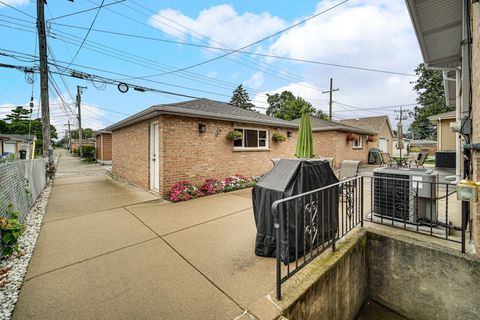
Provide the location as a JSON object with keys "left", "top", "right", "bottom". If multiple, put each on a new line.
{"left": 405, "top": 0, "right": 462, "bottom": 68}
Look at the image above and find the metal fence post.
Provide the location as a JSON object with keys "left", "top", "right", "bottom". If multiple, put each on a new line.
{"left": 272, "top": 203, "right": 282, "bottom": 300}
{"left": 360, "top": 176, "right": 364, "bottom": 228}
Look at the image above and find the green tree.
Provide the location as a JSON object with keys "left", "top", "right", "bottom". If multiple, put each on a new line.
{"left": 313, "top": 109, "right": 329, "bottom": 121}
{"left": 409, "top": 63, "right": 454, "bottom": 140}
{"left": 1, "top": 106, "right": 57, "bottom": 155}
{"left": 70, "top": 128, "right": 94, "bottom": 139}
{"left": 266, "top": 91, "right": 316, "bottom": 120}
{"left": 230, "top": 84, "right": 255, "bottom": 110}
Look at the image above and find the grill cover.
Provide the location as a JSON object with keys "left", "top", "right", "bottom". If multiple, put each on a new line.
{"left": 368, "top": 148, "right": 382, "bottom": 164}
{"left": 252, "top": 159, "right": 339, "bottom": 260}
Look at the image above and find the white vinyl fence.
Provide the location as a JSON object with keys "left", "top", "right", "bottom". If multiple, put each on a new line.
{"left": 0, "top": 159, "right": 48, "bottom": 221}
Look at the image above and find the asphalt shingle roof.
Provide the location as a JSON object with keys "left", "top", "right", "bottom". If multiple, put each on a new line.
{"left": 427, "top": 110, "right": 456, "bottom": 121}
{"left": 338, "top": 116, "right": 390, "bottom": 134}
{"left": 107, "top": 98, "right": 298, "bottom": 130}
{"left": 0, "top": 134, "right": 37, "bottom": 142}
{"left": 290, "top": 116, "right": 375, "bottom": 135}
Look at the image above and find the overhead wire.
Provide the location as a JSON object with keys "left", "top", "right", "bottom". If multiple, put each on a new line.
{"left": 125, "top": 0, "right": 351, "bottom": 76}
{"left": 48, "top": 21, "right": 416, "bottom": 77}
{"left": 60, "top": 0, "right": 105, "bottom": 70}
{"left": 85, "top": 0, "right": 328, "bottom": 91}
{"left": 0, "top": 0, "right": 35, "bottom": 19}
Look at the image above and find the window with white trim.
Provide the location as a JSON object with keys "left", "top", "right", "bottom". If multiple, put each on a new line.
{"left": 233, "top": 128, "right": 268, "bottom": 149}
{"left": 352, "top": 136, "right": 363, "bottom": 149}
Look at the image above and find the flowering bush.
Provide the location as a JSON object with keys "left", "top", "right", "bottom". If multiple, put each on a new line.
{"left": 222, "top": 174, "right": 257, "bottom": 191}
{"left": 169, "top": 181, "right": 204, "bottom": 202}
{"left": 169, "top": 175, "right": 259, "bottom": 202}
{"left": 200, "top": 178, "right": 225, "bottom": 194}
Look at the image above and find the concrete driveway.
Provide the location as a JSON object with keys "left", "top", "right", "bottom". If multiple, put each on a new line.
{"left": 13, "top": 150, "right": 275, "bottom": 319}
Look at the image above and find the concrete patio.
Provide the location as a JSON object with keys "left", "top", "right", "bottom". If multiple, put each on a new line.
{"left": 13, "top": 150, "right": 276, "bottom": 319}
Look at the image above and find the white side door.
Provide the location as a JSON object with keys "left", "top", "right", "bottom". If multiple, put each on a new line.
{"left": 150, "top": 122, "right": 160, "bottom": 192}
{"left": 379, "top": 138, "right": 387, "bottom": 152}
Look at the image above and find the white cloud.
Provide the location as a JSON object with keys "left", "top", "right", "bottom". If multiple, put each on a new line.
{"left": 0, "top": 0, "right": 29, "bottom": 7}
{"left": 149, "top": 4, "right": 287, "bottom": 48}
{"left": 245, "top": 72, "right": 264, "bottom": 89}
{"left": 264, "top": 0, "right": 419, "bottom": 74}
{"left": 207, "top": 71, "right": 217, "bottom": 78}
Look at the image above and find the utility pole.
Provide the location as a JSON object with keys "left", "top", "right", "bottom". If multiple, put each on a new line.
{"left": 322, "top": 78, "right": 339, "bottom": 120}
{"left": 76, "top": 85, "right": 87, "bottom": 158}
{"left": 64, "top": 120, "right": 71, "bottom": 150}
{"left": 37, "top": 0, "right": 53, "bottom": 173}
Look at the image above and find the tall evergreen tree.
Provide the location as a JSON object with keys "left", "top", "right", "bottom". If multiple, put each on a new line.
{"left": 409, "top": 63, "right": 454, "bottom": 140}
{"left": 230, "top": 84, "right": 255, "bottom": 110}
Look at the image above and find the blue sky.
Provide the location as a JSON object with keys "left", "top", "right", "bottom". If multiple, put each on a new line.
{"left": 0, "top": 0, "right": 422, "bottom": 133}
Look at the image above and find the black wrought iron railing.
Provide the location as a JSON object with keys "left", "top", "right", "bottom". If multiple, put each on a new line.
{"left": 367, "top": 175, "right": 465, "bottom": 251}
{"left": 272, "top": 176, "right": 364, "bottom": 300}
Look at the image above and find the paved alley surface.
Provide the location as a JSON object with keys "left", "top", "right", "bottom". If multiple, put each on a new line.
{"left": 13, "top": 150, "right": 275, "bottom": 319}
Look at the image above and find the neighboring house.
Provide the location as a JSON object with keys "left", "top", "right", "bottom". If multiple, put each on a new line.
{"left": 392, "top": 138, "right": 410, "bottom": 157}
{"left": 405, "top": 0, "right": 479, "bottom": 252}
{"left": 409, "top": 140, "right": 437, "bottom": 155}
{"left": 106, "top": 98, "right": 300, "bottom": 196}
{"left": 290, "top": 116, "right": 375, "bottom": 167}
{"left": 0, "top": 134, "right": 37, "bottom": 159}
{"left": 428, "top": 111, "right": 456, "bottom": 151}
{"left": 95, "top": 130, "right": 112, "bottom": 165}
{"left": 70, "top": 138, "right": 95, "bottom": 153}
{"left": 338, "top": 116, "right": 395, "bottom": 154}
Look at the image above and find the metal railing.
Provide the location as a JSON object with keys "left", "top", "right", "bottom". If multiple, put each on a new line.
{"left": 366, "top": 175, "right": 465, "bottom": 251}
{"left": 272, "top": 176, "right": 364, "bottom": 300}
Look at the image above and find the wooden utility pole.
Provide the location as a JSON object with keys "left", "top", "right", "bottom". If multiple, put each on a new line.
{"left": 37, "top": 0, "right": 53, "bottom": 169}
{"left": 322, "top": 78, "right": 339, "bottom": 120}
{"left": 76, "top": 85, "right": 87, "bottom": 158}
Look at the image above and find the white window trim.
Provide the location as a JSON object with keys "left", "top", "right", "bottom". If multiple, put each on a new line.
{"left": 352, "top": 136, "right": 363, "bottom": 149}
{"left": 233, "top": 127, "right": 269, "bottom": 150}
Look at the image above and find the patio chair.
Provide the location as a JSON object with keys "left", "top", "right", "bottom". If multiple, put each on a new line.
{"left": 408, "top": 152, "right": 428, "bottom": 168}
{"left": 380, "top": 152, "right": 394, "bottom": 167}
{"left": 335, "top": 160, "right": 361, "bottom": 181}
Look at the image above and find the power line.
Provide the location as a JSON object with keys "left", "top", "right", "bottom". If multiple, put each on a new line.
{"left": 61, "top": 0, "right": 105, "bottom": 70}
{"left": 0, "top": 0, "right": 35, "bottom": 19}
{"left": 85, "top": 0, "right": 329, "bottom": 91}
{"left": 139, "top": 0, "right": 351, "bottom": 76}
{"left": 46, "top": 0, "right": 125, "bottom": 22}
{"left": 49, "top": 21, "right": 416, "bottom": 77}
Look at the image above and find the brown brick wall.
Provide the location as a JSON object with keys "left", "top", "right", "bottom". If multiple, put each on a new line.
{"left": 471, "top": 1, "right": 480, "bottom": 254}
{"left": 112, "top": 120, "right": 153, "bottom": 190}
{"left": 159, "top": 115, "right": 298, "bottom": 196}
{"left": 111, "top": 115, "right": 373, "bottom": 197}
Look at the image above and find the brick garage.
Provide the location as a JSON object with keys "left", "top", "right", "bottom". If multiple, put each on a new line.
{"left": 108, "top": 99, "right": 377, "bottom": 197}
{"left": 95, "top": 131, "right": 112, "bottom": 164}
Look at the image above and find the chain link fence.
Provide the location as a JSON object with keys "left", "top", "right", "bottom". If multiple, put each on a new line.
{"left": 0, "top": 159, "right": 48, "bottom": 221}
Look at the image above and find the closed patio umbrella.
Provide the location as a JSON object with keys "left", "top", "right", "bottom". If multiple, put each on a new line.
{"left": 396, "top": 121, "right": 405, "bottom": 163}
{"left": 295, "top": 106, "right": 314, "bottom": 158}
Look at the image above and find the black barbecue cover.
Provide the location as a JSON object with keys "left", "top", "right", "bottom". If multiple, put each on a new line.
{"left": 252, "top": 159, "right": 339, "bottom": 262}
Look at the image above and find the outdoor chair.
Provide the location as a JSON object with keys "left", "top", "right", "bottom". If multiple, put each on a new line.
{"left": 408, "top": 152, "right": 428, "bottom": 168}
{"left": 335, "top": 160, "right": 361, "bottom": 212}
{"left": 380, "top": 152, "right": 394, "bottom": 167}
{"left": 335, "top": 160, "right": 361, "bottom": 182}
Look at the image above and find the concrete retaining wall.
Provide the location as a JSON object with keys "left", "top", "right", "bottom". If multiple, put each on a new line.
{"left": 273, "top": 228, "right": 480, "bottom": 320}
{"left": 367, "top": 231, "right": 480, "bottom": 320}
{"left": 278, "top": 231, "right": 368, "bottom": 320}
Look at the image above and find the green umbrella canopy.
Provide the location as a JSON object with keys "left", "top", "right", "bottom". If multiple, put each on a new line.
{"left": 295, "top": 106, "right": 315, "bottom": 158}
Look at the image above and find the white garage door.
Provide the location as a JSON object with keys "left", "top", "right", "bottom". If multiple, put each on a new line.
{"left": 379, "top": 138, "right": 387, "bottom": 152}
{"left": 4, "top": 142, "right": 16, "bottom": 154}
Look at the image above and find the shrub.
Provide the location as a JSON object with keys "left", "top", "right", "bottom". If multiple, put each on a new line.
{"left": 0, "top": 205, "right": 24, "bottom": 258}
{"left": 200, "top": 178, "right": 225, "bottom": 194}
{"left": 272, "top": 132, "right": 286, "bottom": 142}
{"left": 76, "top": 146, "right": 95, "bottom": 160}
{"left": 170, "top": 181, "right": 204, "bottom": 202}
